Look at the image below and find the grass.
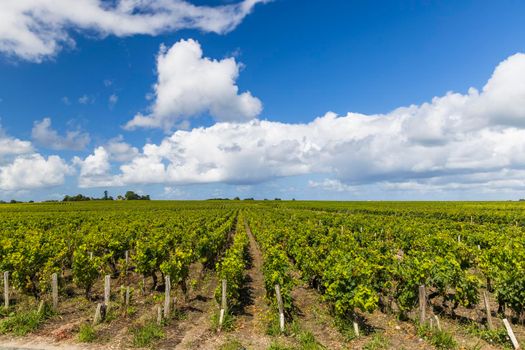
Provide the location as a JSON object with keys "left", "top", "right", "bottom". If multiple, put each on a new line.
{"left": 131, "top": 321, "right": 165, "bottom": 347}
{"left": 211, "top": 310, "right": 235, "bottom": 331}
{"left": 219, "top": 339, "right": 245, "bottom": 350}
{"left": 417, "top": 324, "right": 457, "bottom": 350}
{"left": 465, "top": 322, "right": 510, "bottom": 346}
{"left": 334, "top": 317, "right": 359, "bottom": 341}
{"left": 0, "top": 302, "right": 54, "bottom": 336}
{"left": 363, "top": 333, "right": 390, "bottom": 350}
{"left": 267, "top": 342, "right": 295, "bottom": 350}
{"left": 77, "top": 323, "right": 97, "bottom": 343}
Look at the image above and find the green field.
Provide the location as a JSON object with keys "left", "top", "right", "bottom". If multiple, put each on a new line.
{"left": 0, "top": 200, "right": 523, "bottom": 349}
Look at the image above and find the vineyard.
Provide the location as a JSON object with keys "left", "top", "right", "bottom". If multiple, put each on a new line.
{"left": 0, "top": 200, "right": 524, "bottom": 350}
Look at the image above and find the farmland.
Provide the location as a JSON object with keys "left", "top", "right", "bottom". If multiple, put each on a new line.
{"left": 0, "top": 200, "right": 524, "bottom": 349}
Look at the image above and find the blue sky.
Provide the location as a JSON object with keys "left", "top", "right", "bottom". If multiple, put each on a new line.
{"left": 1, "top": 0, "right": 525, "bottom": 201}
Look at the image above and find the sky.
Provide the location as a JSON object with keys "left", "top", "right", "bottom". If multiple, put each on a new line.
{"left": 1, "top": 0, "right": 525, "bottom": 201}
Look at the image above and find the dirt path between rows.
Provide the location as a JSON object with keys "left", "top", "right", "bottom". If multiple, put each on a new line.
{"left": 195, "top": 221, "right": 274, "bottom": 349}
{"left": 227, "top": 222, "right": 273, "bottom": 349}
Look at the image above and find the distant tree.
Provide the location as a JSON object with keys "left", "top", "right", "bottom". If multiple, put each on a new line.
{"left": 233, "top": 197, "right": 240, "bottom": 200}
{"left": 243, "top": 198, "right": 254, "bottom": 201}
{"left": 62, "top": 194, "right": 91, "bottom": 202}
{"left": 274, "top": 198, "right": 282, "bottom": 201}
{"left": 104, "top": 190, "right": 108, "bottom": 200}
{"left": 124, "top": 191, "right": 150, "bottom": 201}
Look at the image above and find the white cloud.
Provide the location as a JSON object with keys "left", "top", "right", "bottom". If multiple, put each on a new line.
{"left": 61, "top": 96, "right": 71, "bottom": 105}
{"left": 109, "top": 94, "right": 118, "bottom": 107}
{"left": 0, "top": 0, "right": 269, "bottom": 62}
{"left": 73, "top": 146, "right": 121, "bottom": 188}
{"left": 78, "top": 95, "right": 94, "bottom": 104}
{"left": 77, "top": 53, "right": 525, "bottom": 194}
{"left": 124, "top": 39, "right": 262, "bottom": 131}
{"left": 32, "top": 118, "right": 90, "bottom": 151}
{"left": 0, "top": 154, "right": 72, "bottom": 191}
{"left": 309, "top": 179, "right": 355, "bottom": 192}
{"left": 105, "top": 135, "right": 139, "bottom": 162}
{"left": 0, "top": 126, "right": 33, "bottom": 159}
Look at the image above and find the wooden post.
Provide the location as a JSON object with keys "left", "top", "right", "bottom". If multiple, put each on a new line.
{"left": 483, "top": 291, "right": 494, "bottom": 330}
{"left": 419, "top": 285, "right": 426, "bottom": 324}
{"left": 93, "top": 303, "right": 106, "bottom": 325}
{"left": 457, "top": 235, "right": 461, "bottom": 243}
{"left": 51, "top": 273, "right": 58, "bottom": 309}
{"left": 3, "top": 271, "right": 9, "bottom": 309}
{"left": 157, "top": 305, "right": 163, "bottom": 325}
{"left": 164, "top": 276, "right": 171, "bottom": 319}
{"left": 353, "top": 321, "right": 360, "bottom": 337}
{"left": 125, "top": 286, "right": 130, "bottom": 306}
{"left": 433, "top": 315, "right": 442, "bottom": 331}
{"left": 104, "top": 275, "right": 111, "bottom": 309}
{"left": 219, "top": 279, "right": 227, "bottom": 328}
{"left": 125, "top": 251, "right": 129, "bottom": 280}
{"left": 275, "top": 284, "right": 285, "bottom": 332}
{"left": 503, "top": 318, "right": 521, "bottom": 350}
{"left": 37, "top": 300, "right": 45, "bottom": 314}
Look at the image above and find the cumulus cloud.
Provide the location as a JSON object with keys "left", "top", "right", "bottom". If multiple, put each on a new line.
{"left": 77, "top": 53, "right": 525, "bottom": 194}
{"left": 0, "top": 127, "right": 33, "bottom": 158}
{"left": 124, "top": 39, "right": 262, "bottom": 131}
{"left": 73, "top": 146, "right": 121, "bottom": 188}
{"left": 32, "top": 118, "right": 90, "bottom": 151}
{"left": 105, "top": 135, "right": 139, "bottom": 162}
{"left": 0, "top": 0, "right": 269, "bottom": 62}
{"left": 0, "top": 125, "right": 72, "bottom": 191}
{"left": 0, "top": 154, "right": 72, "bottom": 191}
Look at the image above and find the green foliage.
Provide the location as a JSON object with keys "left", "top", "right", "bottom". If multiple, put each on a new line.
{"left": 72, "top": 244, "right": 103, "bottom": 298}
{"left": 215, "top": 212, "right": 249, "bottom": 309}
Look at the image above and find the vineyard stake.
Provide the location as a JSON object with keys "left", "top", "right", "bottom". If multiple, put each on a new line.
{"left": 3, "top": 271, "right": 9, "bottom": 309}
{"left": 275, "top": 284, "right": 285, "bottom": 332}
{"left": 418, "top": 285, "right": 426, "bottom": 324}
{"left": 433, "top": 315, "right": 442, "bottom": 331}
{"left": 125, "top": 286, "right": 130, "bottom": 306}
{"left": 483, "top": 291, "right": 494, "bottom": 330}
{"left": 157, "top": 305, "right": 163, "bottom": 325}
{"left": 93, "top": 303, "right": 106, "bottom": 325}
{"left": 502, "top": 318, "right": 520, "bottom": 350}
{"left": 219, "top": 279, "right": 227, "bottom": 328}
{"left": 353, "top": 320, "right": 360, "bottom": 337}
{"left": 104, "top": 275, "right": 111, "bottom": 309}
{"left": 37, "top": 300, "right": 45, "bottom": 314}
{"left": 164, "top": 276, "right": 171, "bottom": 319}
{"left": 51, "top": 273, "right": 58, "bottom": 309}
